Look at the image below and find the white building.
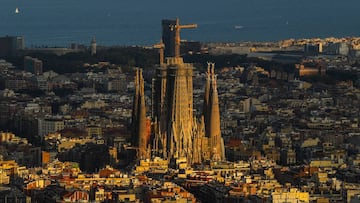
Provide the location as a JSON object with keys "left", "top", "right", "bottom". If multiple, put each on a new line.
{"left": 38, "top": 118, "right": 65, "bottom": 137}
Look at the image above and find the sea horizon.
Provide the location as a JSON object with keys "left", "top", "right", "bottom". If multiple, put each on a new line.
{"left": 1, "top": 0, "right": 360, "bottom": 47}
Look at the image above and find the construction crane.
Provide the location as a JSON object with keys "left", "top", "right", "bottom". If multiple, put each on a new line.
{"left": 170, "top": 18, "right": 197, "bottom": 58}
{"left": 153, "top": 39, "right": 165, "bottom": 66}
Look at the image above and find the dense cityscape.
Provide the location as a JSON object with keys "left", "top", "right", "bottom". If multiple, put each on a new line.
{"left": 0, "top": 18, "right": 360, "bottom": 203}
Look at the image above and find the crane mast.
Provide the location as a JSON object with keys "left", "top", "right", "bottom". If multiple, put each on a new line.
{"left": 153, "top": 40, "right": 165, "bottom": 66}
{"left": 171, "top": 18, "right": 197, "bottom": 58}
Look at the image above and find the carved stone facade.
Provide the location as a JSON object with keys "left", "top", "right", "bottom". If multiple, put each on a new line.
{"left": 132, "top": 19, "right": 225, "bottom": 165}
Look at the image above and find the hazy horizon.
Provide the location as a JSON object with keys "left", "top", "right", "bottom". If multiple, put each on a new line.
{"left": 1, "top": 0, "right": 360, "bottom": 46}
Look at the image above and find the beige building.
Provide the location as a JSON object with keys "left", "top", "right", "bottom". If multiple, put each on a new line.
{"left": 271, "top": 188, "right": 309, "bottom": 203}
{"left": 81, "top": 100, "right": 106, "bottom": 109}
{"left": 135, "top": 157, "right": 168, "bottom": 174}
{"left": 86, "top": 125, "right": 102, "bottom": 137}
{"left": 0, "top": 169, "right": 10, "bottom": 184}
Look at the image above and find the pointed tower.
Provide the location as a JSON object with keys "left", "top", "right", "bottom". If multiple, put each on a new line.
{"left": 203, "top": 63, "right": 211, "bottom": 137}
{"left": 152, "top": 18, "right": 197, "bottom": 164}
{"left": 132, "top": 68, "right": 148, "bottom": 159}
{"left": 166, "top": 57, "right": 194, "bottom": 163}
{"left": 204, "top": 63, "right": 225, "bottom": 161}
{"left": 191, "top": 116, "right": 209, "bottom": 164}
{"left": 131, "top": 69, "right": 140, "bottom": 140}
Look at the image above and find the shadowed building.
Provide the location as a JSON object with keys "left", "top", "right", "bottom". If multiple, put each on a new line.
{"left": 0, "top": 36, "right": 24, "bottom": 57}
{"left": 24, "top": 56, "right": 43, "bottom": 75}
{"left": 162, "top": 19, "right": 177, "bottom": 57}
{"left": 91, "top": 37, "right": 96, "bottom": 56}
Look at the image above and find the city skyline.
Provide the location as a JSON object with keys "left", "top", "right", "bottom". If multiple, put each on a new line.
{"left": 0, "top": 1, "right": 360, "bottom": 202}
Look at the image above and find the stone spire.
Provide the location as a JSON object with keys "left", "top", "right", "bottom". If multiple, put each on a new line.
{"left": 192, "top": 115, "right": 208, "bottom": 164}
{"left": 205, "top": 63, "right": 224, "bottom": 161}
{"left": 152, "top": 51, "right": 195, "bottom": 163}
{"left": 131, "top": 69, "right": 140, "bottom": 139}
{"left": 167, "top": 58, "right": 194, "bottom": 163}
{"left": 132, "top": 68, "right": 148, "bottom": 159}
{"left": 203, "top": 63, "right": 211, "bottom": 137}
{"left": 152, "top": 19, "right": 228, "bottom": 165}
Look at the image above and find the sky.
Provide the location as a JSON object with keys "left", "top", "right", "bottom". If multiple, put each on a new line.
{"left": 1, "top": 0, "right": 360, "bottom": 46}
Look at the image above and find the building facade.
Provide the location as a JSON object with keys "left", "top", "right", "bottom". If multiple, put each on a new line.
{"left": 24, "top": 56, "right": 43, "bottom": 76}
{"left": 0, "top": 36, "right": 24, "bottom": 57}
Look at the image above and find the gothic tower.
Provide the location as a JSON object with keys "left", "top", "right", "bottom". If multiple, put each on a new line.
{"left": 152, "top": 19, "right": 224, "bottom": 165}
{"left": 132, "top": 68, "right": 148, "bottom": 159}
{"left": 204, "top": 63, "right": 225, "bottom": 161}
{"left": 152, "top": 19, "right": 197, "bottom": 164}
{"left": 153, "top": 57, "right": 195, "bottom": 163}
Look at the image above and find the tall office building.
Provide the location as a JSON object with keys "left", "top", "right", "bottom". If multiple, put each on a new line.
{"left": 0, "top": 36, "right": 24, "bottom": 57}
{"left": 24, "top": 56, "right": 43, "bottom": 76}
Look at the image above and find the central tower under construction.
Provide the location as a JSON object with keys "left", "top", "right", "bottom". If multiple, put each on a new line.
{"left": 132, "top": 18, "right": 225, "bottom": 165}
{"left": 152, "top": 18, "right": 197, "bottom": 163}
{"left": 153, "top": 56, "right": 195, "bottom": 162}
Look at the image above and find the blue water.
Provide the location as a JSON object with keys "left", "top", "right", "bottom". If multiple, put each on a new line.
{"left": 1, "top": 0, "right": 360, "bottom": 47}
